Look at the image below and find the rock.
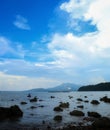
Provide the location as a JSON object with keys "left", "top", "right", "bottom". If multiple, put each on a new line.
{"left": 92, "top": 117, "right": 110, "bottom": 128}
{"left": 59, "top": 102, "right": 69, "bottom": 108}
{"left": 38, "top": 105, "right": 44, "bottom": 108}
{"left": 70, "top": 110, "right": 85, "bottom": 116}
{"left": 77, "top": 105, "right": 84, "bottom": 108}
{"left": 91, "top": 100, "right": 100, "bottom": 105}
{"left": 53, "top": 106, "right": 63, "bottom": 112}
{"left": 0, "top": 105, "right": 23, "bottom": 120}
{"left": 30, "top": 97, "right": 37, "bottom": 102}
{"left": 88, "top": 111, "right": 101, "bottom": 118}
{"left": 100, "top": 96, "right": 110, "bottom": 103}
{"left": 84, "top": 96, "right": 87, "bottom": 98}
{"left": 50, "top": 96, "right": 55, "bottom": 98}
{"left": 84, "top": 100, "right": 89, "bottom": 103}
{"left": 30, "top": 106, "right": 37, "bottom": 109}
{"left": 54, "top": 115, "right": 62, "bottom": 121}
{"left": 20, "top": 101, "right": 27, "bottom": 105}
{"left": 77, "top": 98, "right": 83, "bottom": 101}
{"left": 68, "top": 96, "right": 73, "bottom": 99}
{"left": 27, "top": 93, "right": 31, "bottom": 98}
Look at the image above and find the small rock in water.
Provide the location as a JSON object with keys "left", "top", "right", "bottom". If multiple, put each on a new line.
{"left": 91, "top": 100, "right": 100, "bottom": 105}
{"left": 88, "top": 111, "right": 101, "bottom": 118}
{"left": 70, "top": 110, "right": 85, "bottom": 116}
{"left": 30, "top": 97, "right": 37, "bottom": 102}
{"left": 20, "top": 101, "right": 27, "bottom": 105}
{"left": 54, "top": 115, "right": 62, "bottom": 121}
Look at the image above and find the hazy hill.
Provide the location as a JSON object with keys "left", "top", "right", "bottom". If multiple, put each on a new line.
{"left": 78, "top": 82, "right": 110, "bottom": 91}
{"left": 28, "top": 83, "right": 80, "bottom": 92}
{"left": 47, "top": 83, "right": 80, "bottom": 92}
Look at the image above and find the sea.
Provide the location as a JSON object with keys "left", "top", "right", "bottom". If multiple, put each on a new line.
{"left": 0, "top": 91, "right": 110, "bottom": 129}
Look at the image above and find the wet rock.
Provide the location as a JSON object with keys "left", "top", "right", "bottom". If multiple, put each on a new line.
{"left": 54, "top": 115, "right": 62, "bottom": 121}
{"left": 88, "top": 111, "right": 101, "bottom": 118}
{"left": 38, "top": 105, "right": 44, "bottom": 108}
{"left": 92, "top": 117, "right": 110, "bottom": 128}
{"left": 20, "top": 101, "right": 27, "bottom": 105}
{"left": 100, "top": 96, "right": 110, "bottom": 103}
{"left": 0, "top": 105, "right": 23, "bottom": 120}
{"left": 84, "top": 96, "right": 87, "bottom": 98}
{"left": 84, "top": 100, "right": 89, "bottom": 103}
{"left": 30, "top": 106, "right": 37, "bottom": 109}
{"left": 27, "top": 93, "right": 31, "bottom": 98}
{"left": 91, "top": 100, "right": 100, "bottom": 105}
{"left": 77, "top": 98, "right": 83, "bottom": 101}
{"left": 30, "top": 97, "right": 37, "bottom": 102}
{"left": 70, "top": 110, "right": 85, "bottom": 116}
{"left": 50, "top": 96, "right": 55, "bottom": 98}
{"left": 53, "top": 106, "right": 63, "bottom": 112}
{"left": 77, "top": 105, "right": 84, "bottom": 108}
{"left": 68, "top": 96, "right": 73, "bottom": 99}
{"left": 59, "top": 102, "right": 69, "bottom": 108}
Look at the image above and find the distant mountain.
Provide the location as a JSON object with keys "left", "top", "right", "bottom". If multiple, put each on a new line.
{"left": 27, "top": 83, "right": 80, "bottom": 92}
{"left": 78, "top": 82, "right": 110, "bottom": 91}
{"left": 47, "top": 83, "right": 80, "bottom": 92}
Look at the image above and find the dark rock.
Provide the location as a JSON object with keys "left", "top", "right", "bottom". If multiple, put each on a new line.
{"left": 20, "top": 101, "right": 27, "bottom": 105}
{"left": 59, "top": 102, "right": 69, "bottom": 108}
{"left": 68, "top": 96, "right": 73, "bottom": 99}
{"left": 100, "top": 96, "right": 110, "bottom": 103}
{"left": 53, "top": 106, "right": 63, "bottom": 112}
{"left": 77, "top": 105, "right": 84, "bottom": 108}
{"left": 92, "top": 117, "right": 110, "bottom": 128}
{"left": 91, "top": 100, "right": 100, "bottom": 105}
{"left": 84, "top": 100, "right": 89, "bottom": 103}
{"left": 70, "top": 110, "right": 85, "bottom": 116}
{"left": 30, "top": 106, "right": 37, "bottom": 109}
{"left": 27, "top": 93, "right": 31, "bottom": 98}
{"left": 38, "top": 105, "right": 44, "bottom": 108}
{"left": 50, "top": 96, "right": 55, "bottom": 98}
{"left": 54, "top": 115, "right": 62, "bottom": 121}
{"left": 0, "top": 105, "right": 23, "bottom": 120}
{"left": 84, "top": 96, "right": 87, "bottom": 98}
{"left": 30, "top": 97, "right": 37, "bottom": 102}
{"left": 77, "top": 98, "right": 83, "bottom": 101}
{"left": 88, "top": 111, "right": 101, "bottom": 118}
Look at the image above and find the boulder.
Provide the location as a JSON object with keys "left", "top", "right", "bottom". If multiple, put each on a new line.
{"left": 70, "top": 110, "right": 85, "bottom": 116}
{"left": 30, "top": 97, "right": 37, "bottom": 102}
{"left": 100, "top": 96, "right": 110, "bottom": 103}
{"left": 53, "top": 106, "right": 63, "bottom": 112}
{"left": 88, "top": 111, "right": 101, "bottom": 118}
{"left": 20, "top": 101, "right": 27, "bottom": 105}
{"left": 59, "top": 102, "right": 69, "bottom": 108}
{"left": 0, "top": 105, "right": 23, "bottom": 120}
{"left": 77, "top": 105, "right": 84, "bottom": 108}
{"left": 92, "top": 117, "right": 110, "bottom": 128}
{"left": 91, "top": 100, "right": 100, "bottom": 105}
{"left": 77, "top": 98, "right": 83, "bottom": 101}
{"left": 54, "top": 115, "right": 62, "bottom": 121}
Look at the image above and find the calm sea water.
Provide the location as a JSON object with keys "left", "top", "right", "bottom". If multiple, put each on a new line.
{"left": 0, "top": 91, "right": 110, "bottom": 128}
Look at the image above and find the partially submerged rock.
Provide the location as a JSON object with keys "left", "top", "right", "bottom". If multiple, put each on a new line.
{"left": 0, "top": 105, "right": 23, "bottom": 120}
{"left": 91, "top": 100, "right": 100, "bottom": 105}
{"left": 53, "top": 106, "right": 63, "bottom": 112}
{"left": 30, "top": 97, "right": 37, "bottom": 102}
{"left": 92, "top": 117, "right": 110, "bottom": 128}
{"left": 20, "top": 101, "right": 27, "bottom": 105}
{"left": 70, "top": 110, "right": 85, "bottom": 116}
{"left": 54, "top": 115, "right": 62, "bottom": 121}
{"left": 100, "top": 96, "right": 110, "bottom": 103}
{"left": 77, "top": 105, "right": 84, "bottom": 109}
{"left": 59, "top": 102, "right": 69, "bottom": 108}
{"left": 77, "top": 98, "right": 83, "bottom": 102}
{"left": 88, "top": 111, "right": 101, "bottom": 118}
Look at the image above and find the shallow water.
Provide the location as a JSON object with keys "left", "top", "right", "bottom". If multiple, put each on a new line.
{"left": 0, "top": 91, "right": 110, "bottom": 128}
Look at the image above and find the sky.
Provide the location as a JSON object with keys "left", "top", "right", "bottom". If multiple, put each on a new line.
{"left": 0, "top": 0, "right": 110, "bottom": 91}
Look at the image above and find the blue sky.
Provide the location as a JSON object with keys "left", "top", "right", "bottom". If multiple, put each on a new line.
{"left": 0, "top": 0, "right": 110, "bottom": 90}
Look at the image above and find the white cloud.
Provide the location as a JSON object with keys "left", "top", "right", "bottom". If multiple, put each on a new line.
{"left": 13, "top": 15, "right": 31, "bottom": 30}
{"left": 46, "top": 0, "right": 110, "bottom": 84}
{"left": 0, "top": 36, "right": 25, "bottom": 58}
{"left": 0, "top": 72, "right": 61, "bottom": 91}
